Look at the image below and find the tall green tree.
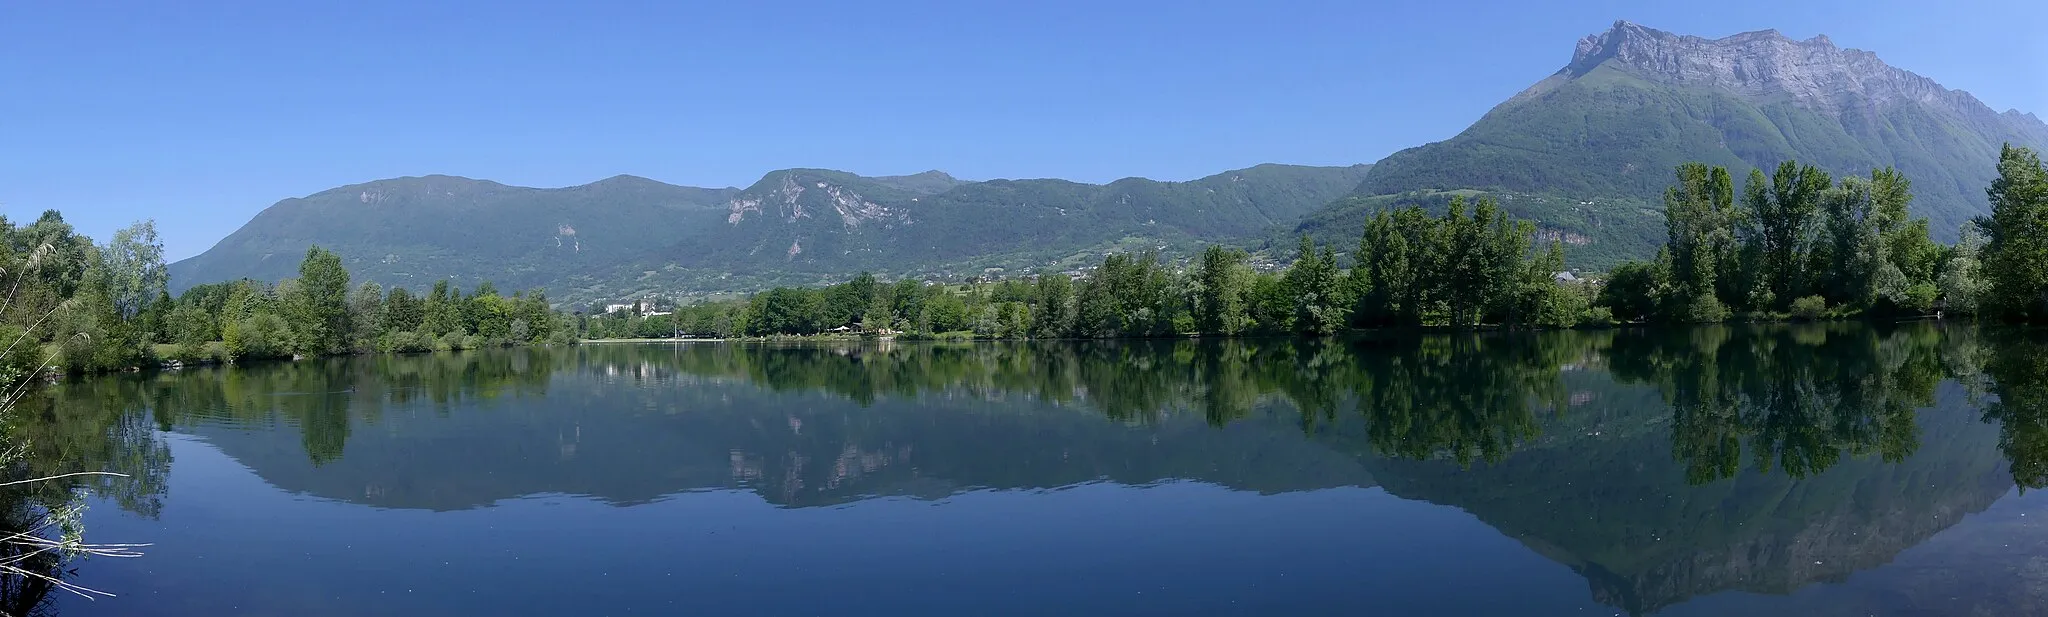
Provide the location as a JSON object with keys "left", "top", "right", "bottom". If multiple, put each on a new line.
{"left": 1747, "top": 162, "right": 1831, "bottom": 308}
{"left": 1356, "top": 207, "right": 1423, "bottom": 326}
{"left": 56, "top": 246, "right": 146, "bottom": 372}
{"left": 1938, "top": 226, "right": 1987, "bottom": 315}
{"left": 1818, "top": 175, "right": 1882, "bottom": 307}
{"left": 1030, "top": 274, "right": 1075, "bottom": 338}
{"left": 382, "top": 287, "right": 425, "bottom": 334}
{"left": 821, "top": 272, "right": 880, "bottom": 329}
{"left": 1282, "top": 236, "right": 1345, "bottom": 334}
{"left": 103, "top": 220, "right": 167, "bottom": 322}
{"left": 347, "top": 282, "right": 384, "bottom": 346}
{"left": 751, "top": 288, "right": 823, "bottom": 335}
{"left": 1195, "top": 246, "right": 1251, "bottom": 335}
{"left": 421, "top": 281, "right": 461, "bottom": 336}
{"left": 289, "top": 246, "right": 352, "bottom": 355}
{"left": 1663, "top": 164, "right": 1736, "bottom": 321}
{"left": 1982, "top": 144, "right": 2048, "bottom": 321}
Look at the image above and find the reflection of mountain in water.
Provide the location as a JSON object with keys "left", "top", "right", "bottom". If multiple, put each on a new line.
{"left": 1357, "top": 380, "right": 2008, "bottom": 615}
{"left": 29, "top": 324, "right": 2048, "bottom": 615}
{"left": 1302, "top": 325, "right": 2021, "bottom": 614}
{"left": 118, "top": 347, "right": 1378, "bottom": 510}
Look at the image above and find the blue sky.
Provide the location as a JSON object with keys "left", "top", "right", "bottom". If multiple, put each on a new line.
{"left": 3, "top": 0, "right": 2043, "bottom": 260}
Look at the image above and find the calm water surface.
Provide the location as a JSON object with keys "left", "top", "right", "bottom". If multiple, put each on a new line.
{"left": 13, "top": 324, "right": 2048, "bottom": 616}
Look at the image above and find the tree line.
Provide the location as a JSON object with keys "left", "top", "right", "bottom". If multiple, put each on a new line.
{"left": 0, "top": 210, "right": 572, "bottom": 379}
{"left": 589, "top": 195, "right": 1598, "bottom": 339}
{"left": 1596, "top": 145, "right": 2048, "bottom": 323}
{"left": 167, "top": 247, "right": 575, "bottom": 364}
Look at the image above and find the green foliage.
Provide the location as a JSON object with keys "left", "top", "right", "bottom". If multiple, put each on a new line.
{"left": 1031, "top": 274, "right": 1075, "bottom": 338}
{"left": 55, "top": 246, "right": 150, "bottom": 373}
{"left": 1194, "top": 246, "right": 1252, "bottom": 335}
{"left": 1937, "top": 227, "right": 1987, "bottom": 315}
{"left": 1347, "top": 197, "right": 1584, "bottom": 328}
{"left": 288, "top": 246, "right": 352, "bottom": 355}
{"left": 382, "top": 287, "right": 424, "bottom": 333}
{"left": 228, "top": 313, "right": 295, "bottom": 361}
{"left": 1790, "top": 296, "right": 1829, "bottom": 321}
{"left": 1597, "top": 258, "right": 1667, "bottom": 322}
{"left": 1981, "top": 145, "right": 2048, "bottom": 321}
{"left": 1282, "top": 236, "right": 1345, "bottom": 334}
{"left": 1246, "top": 273, "right": 1293, "bottom": 334}
{"left": 1521, "top": 242, "right": 1590, "bottom": 328}
{"left": 1981, "top": 331, "right": 2048, "bottom": 489}
{"left": 1597, "top": 161, "right": 1977, "bottom": 323}
{"left": 1298, "top": 190, "right": 1662, "bottom": 274}
{"left": 104, "top": 220, "right": 167, "bottom": 322}
{"left": 756, "top": 288, "right": 825, "bottom": 335}
{"left": 1663, "top": 163, "right": 1738, "bottom": 316}
{"left": 920, "top": 292, "right": 970, "bottom": 335}
{"left": 1073, "top": 252, "right": 1179, "bottom": 338}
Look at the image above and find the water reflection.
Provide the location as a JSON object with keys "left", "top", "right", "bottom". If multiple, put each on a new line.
{"left": 1979, "top": 330, "right": 2048, "bottom": 489}
{"left": 13, "top": 323, "right": 2048, "bottom": 615}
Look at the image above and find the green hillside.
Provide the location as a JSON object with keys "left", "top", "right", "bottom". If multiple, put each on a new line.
{"left": 575, "top": 163, "right": 1371, "bottom": 299}
{"left": 166, "top": 174, "right": 738, "bottom": 293}
{"left": 171, "top": 164, "right": 1371, "bottom": 303}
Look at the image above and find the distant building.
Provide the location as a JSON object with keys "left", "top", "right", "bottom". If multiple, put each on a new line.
{"left": 1553, "top": 271, "right": 1580, "bottom": 284}
{"left": 604, "top": 298, "right": 660, "bottom": 315}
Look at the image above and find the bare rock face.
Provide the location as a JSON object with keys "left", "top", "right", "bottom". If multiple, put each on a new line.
{"left": 1567, "top": 20, "right": 2022, "bottom": 128}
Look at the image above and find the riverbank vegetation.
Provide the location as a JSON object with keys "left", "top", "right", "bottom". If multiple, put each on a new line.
{"left": 160, "top": 249, "right": 576, "bottom": 366}
{"left": 585, "top": 197, "right": 1598, "bottom": 340}
{"left": 1594, "top": 144, "right": 2048, "bottom": 324}
{"left": 0, "top": 212, "right": 573, "bottom": 380}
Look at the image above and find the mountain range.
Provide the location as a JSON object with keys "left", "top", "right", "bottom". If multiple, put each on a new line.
{"left": 169, "top": 21, "right": 2048, "bottom": 304}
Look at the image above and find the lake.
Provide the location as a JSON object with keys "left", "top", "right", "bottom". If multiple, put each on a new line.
{"left": 10, "top": 324, "right": 2048, "bottom": 616}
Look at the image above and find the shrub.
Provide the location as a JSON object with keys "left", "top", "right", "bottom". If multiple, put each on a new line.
{"left": 383, "top": 330, "right": 435, "bottom": 354}
{"left": 1904, "top": 283, "right": 1939, "bottom": 315}
{"left": 1583, "top": 306, "right": 1615, "bottom": 326}
{"left": 0, "top": 326, "right": 42, "bottom": 381}
{"left": 1676, "top": 296, "right": 1728, "bottom": 323}
{"left": 228, "top": 313, "right": 294, "bottom": 361}
{"left": 1790, "top": 296, "right": 1829, "bottom": 321}
{"left": 171, "top": 341, "right": 210, "bottom": 364}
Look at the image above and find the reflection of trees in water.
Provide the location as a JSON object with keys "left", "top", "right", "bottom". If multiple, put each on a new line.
{"left": 606, "top": 334, "right": 1601, "bottom": 467}
{"left": 0, "top": 501, "right": 61, "bottom": 617}
{"left": 56, "top": 349, "right": 563, "bottom": 467}
{"left": 590, "top": 327, "right": 1994, "bottom": 477}
{"left": 8, "top": 380, "right": 171, "bottom": 519}
{"left": 1348, "top": 333, "right": 1580, "bottom": 465}
{"left": 1979, "top": 329, "right": 2048, "bottom": 490}
{"left": 1606, "top": 324, "right": 1957, "bottom": 484}
{"left": 36, "top": 327, "right": 2029, "bottom": 494}
{"left": 0, "top": 372, "right": 189, "bottom": 615}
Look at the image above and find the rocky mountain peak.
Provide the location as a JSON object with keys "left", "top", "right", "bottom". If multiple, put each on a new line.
{"left": 1564, "top": 20, "right": 1987, "bottom": 119}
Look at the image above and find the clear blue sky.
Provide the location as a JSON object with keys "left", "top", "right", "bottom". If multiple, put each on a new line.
{"left": 3, "top": 0, "right": 2042, "bottom": 260}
